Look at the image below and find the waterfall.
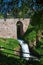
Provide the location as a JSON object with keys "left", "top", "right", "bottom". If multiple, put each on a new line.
{"left": 18, "top": 39, "right": 30, "bottom": 60}
{"left": 18, "top": 39, "right": 40, "bottom": 61}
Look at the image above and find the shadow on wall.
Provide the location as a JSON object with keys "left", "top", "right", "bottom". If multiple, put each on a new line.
{"left": 16, "top": 21, "right": 24, "bottom": 39}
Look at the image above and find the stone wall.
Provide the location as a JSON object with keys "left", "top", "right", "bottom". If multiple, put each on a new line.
{"left": 0, "top": 18, "right": 30, "bottom": 39}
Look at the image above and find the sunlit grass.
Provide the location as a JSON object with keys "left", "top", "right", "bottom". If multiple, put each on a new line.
{"left": 0, "top": 38, "right": 20, "bottom": 56}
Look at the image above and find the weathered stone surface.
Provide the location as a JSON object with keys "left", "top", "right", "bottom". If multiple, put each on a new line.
{"left": 0, "top": 18, "right": 30, "bottom": 39}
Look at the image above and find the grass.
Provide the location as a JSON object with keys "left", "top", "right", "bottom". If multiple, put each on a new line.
{"left": 0, "top": 52, "right": 25, "bottom": 65}
{"left": 0, "top": 51, "right": 40, "bottom": 65}
{"left": 0, "top": 38, "right": 43, "bottom": 65}
{"left": 0, "top": 38, "right": 20, "bottom": 56}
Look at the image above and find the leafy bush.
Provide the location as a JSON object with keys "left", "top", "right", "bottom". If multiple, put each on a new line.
{"left": 23, "top": 26, "right": 36, "bottom": 43}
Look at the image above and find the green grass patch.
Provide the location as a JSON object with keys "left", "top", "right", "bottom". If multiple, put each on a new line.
{"left": 0, "top": 38, "right": 20, "bottom": 56}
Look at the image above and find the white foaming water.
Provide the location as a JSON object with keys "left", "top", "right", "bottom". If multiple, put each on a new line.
{"left": 18, "top": 39, "right": 40, "bottom": 61}
{"left": 18, "top": 39, "right": 30, "bottom": 60}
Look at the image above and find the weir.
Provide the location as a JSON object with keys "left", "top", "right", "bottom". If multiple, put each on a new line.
{"left": 18, "top": 39, "right": 40, "bottom": 61}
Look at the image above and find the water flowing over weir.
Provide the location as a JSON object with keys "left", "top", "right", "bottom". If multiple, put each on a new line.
{"left": 18, "top": 39, "right": 40, "bottom": 61}
{"left": 18, "top": 39, "right": 30, "bottom": 60}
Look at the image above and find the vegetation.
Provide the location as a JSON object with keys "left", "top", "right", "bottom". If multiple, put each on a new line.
{"left": 23, "top": 25, "right": 36, "bottom": 42}
{"left": 0, "top": 38, "right": 20, "bottom": 56}
{"left": 23, "top": 11, "right": 43, "bottom": 65}
{"left": 23, "top": 11, "right": 43, "bottom": 44}
{"left": 0, "top": 0, "right": 43, "bottom": 65}
{"left": 0, "top": 0, "right": 43, "bottom": 18}
{"left": 0, "top": 52, "right": 40, "bottom": 65}
{"left": 33, "top": 38, "right": 43, "bottom": 65}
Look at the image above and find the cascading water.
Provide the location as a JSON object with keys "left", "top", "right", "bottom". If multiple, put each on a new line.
{"left": 18, "top": 39, "right": 40, "bottom": 61}
{"left": 18, "top": 39, "right": 30, "bottom": 60}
